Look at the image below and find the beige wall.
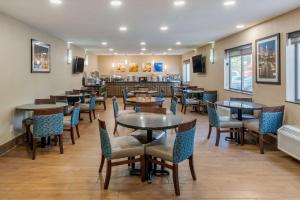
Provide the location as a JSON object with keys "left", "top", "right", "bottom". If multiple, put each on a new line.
{"left": 0, "top": 12, "right": 97, "bottom": 145}
{"left": 97, "top": 55, "right": 182, "bottom": 76}
{"left": 182, "top": 7, "right": 300, "bottom": 125}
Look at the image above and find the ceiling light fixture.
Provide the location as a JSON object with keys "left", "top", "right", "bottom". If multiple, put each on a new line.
{"left": 109, "top": 48, "right": 114, "bottom": 52}
{"left": 174, "top": 1, "right": 186, "bottom": 7}
{"left": 101, "top": 42, "right": 108, "bottom": 46}
{"left": 114, "top": 52, "right": 118, "bottom": 55}
{"left": 236, "top": 24, "right": 245, "bottom": 29}
{"left": 141, "top": 48, "right": 146, "bottom": 51}
{"left": 168, "top": 48, "right": 173, "bottom": 51}
{"left": 140, "top": 42, "right": 146, "bottom": 46}
{"left": 160, "top": 26, "right": 169, "bottom": 31}
{"left": 163, "top": 52, "right": 167, "bottom": 55}
{"left": 119, "top": 26, "right": 128, "bottom": 32}
{"left": 110, "top": 0, "right": 122, "bottom": 6}
{"left": 50, "top": 0, "right": 62, "bottom": 5}
{"left": 223, "top": 1, "right": 236, "bottom": 6}
{"left": 140, "top": 52, "right": 144, "bottom": 55}
{"left": 176, "top": 41, "right": 182, "bottom": 45}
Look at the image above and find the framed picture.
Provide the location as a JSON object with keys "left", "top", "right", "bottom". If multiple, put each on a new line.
{"left": 31, "top": 39, "right": 51, "bottom": 73}
{"left": 128, "top": 63, "right": 139, "bottom": 72}
{"left": 142, "top": 62, "right": 152, "bottom": 72}
{"left": 255, "top": 33, "right": 280, "bottom": 84}
{"left": 154, "top": 62, "right": 164, "bottom": 72}
{"left": 115, "top": 63, "right": 126, "bottom": 72}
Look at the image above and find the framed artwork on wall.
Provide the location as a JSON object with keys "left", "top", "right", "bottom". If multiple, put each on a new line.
{"left": 31, "top": 39, "right": 51, "bottom": 73}
{"left": 128, "top": 63, "right": 139, "bottom": 72}
{"left": 142, "top": 62, "right": 152, "bottom": 72}
{"left": 115, "top": 63, "right": 127, "bottom": 72}
{"left": 255, "top": 33, "right": 281, "bottom": 84}
{"left": 154, "top": 62, "right": 164, "bottom": 72}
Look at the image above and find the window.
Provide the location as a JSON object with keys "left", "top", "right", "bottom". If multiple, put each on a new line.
{"left": 183, "top": 60, "right": 191, "bottom": 83}
{"left": 225, "top": 44, "right": 253, "bottom": 93}
{"left": 286, "top": 30, "right": 300, "bottom": 103}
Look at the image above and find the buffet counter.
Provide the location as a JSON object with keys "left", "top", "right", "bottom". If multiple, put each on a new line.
{"left": 105, "top": 81, "right": 180, "bottom": 97}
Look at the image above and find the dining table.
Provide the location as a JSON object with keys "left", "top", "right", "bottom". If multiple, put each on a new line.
{"left": 130, "top": 90, "right": 158, "bottom": 95}
{"left": 16, "top": 102, "right": 68, "bottom": 111}
{"left": 126, "top": 97, "right": 165, "bottom": 106}
{"left": 116, "top": 112, "right": 183, "bottom": 182}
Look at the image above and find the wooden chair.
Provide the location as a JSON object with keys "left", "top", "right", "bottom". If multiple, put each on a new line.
{"left": 80, "top": 94, "right": 96, "bottom": 123}
{"left": 181, "top": 91, "right": 199, "bottom": 114}
{"left": 35, "top": 99, "right": 56, "bottom": 104}
{"left": 31, "top": 107, "right": 64, "bottom": 160}
{"left": 63, "top": 102, "right": 80, "bottom": 144}
{"left": 168, "top": 96, "right": 178, "bottom": 115}
{"left": 98, "top": 119, "right": 145, "bottom": 189}
{"left": 122, "top": 89, "right": 135, "bottom": 110}
{"left": 206, "top": 102, "right": 243, "bottom": 146}
{"left": 145, "top": 119, "right": 197, "bottom": 196}
{"left": 243, "top": 106, "right": 284, "bottom": 154}
{"left": 199, "top": 91, "right": 218, "bottom": 114}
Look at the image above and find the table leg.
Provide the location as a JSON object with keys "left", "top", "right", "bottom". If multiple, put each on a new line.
{"left": 237, "top": 108, "right": 243, "bottom": 121}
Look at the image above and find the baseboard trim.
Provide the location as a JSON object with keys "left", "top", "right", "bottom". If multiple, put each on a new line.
{"left": 0, "top": 133, "right": 26, "bottom": 156}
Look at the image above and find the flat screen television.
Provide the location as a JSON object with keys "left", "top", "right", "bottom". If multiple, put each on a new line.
{"left": 192, "top": 55, "right": 206, "bottom": 73}
{"left": 73, "top": 57, "right": 85, "bottom": 74}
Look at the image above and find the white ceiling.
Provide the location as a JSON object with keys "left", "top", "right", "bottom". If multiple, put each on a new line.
{"left": 0, "top": 0, "right": 300, "bottom": 55}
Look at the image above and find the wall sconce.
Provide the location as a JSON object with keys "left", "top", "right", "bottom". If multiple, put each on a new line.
{"left": 164, "top": 64, "right": 168, "bottom": 70}
{"left": 67, "top": 42, "right": 72, "bottom": 64}
{"left": 209, "top": 41, "right": 215, "bottom": 64}
{"left": 112, "top": 63, "right": 115, "bottom": 68}
{"left": 84, "top": 49, "right": 89, "bottom": 66}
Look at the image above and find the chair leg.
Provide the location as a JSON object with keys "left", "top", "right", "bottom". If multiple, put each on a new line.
{"left": 184, "top": 105, "right": 187, "bottom": 114}
{"left": 207, "top": 124, "right": 212, "bottom": 139}
{"left": 181, "top": 104, "right": 184, "bottom": 112}
{"left": 240, "top": 128, "right": 244, "bottom": 145}
{"left": 103, "top": 101, "right": 107, "bottom": 110}
{"left": 124, "top": 104, "right": 126, "bottom": 110}
{"left": 32, "top": 138, "right": 37, "bottom": 160}
{"left": 58, "top": 135, "right": 64, "bottom": 154}
{"left": 93, "top": 110, "right": 96, "bottom": 119}
{"left": 215, "top": 128, "right": 221, "bottom": 146}
{"left": 113, "top": 122, "right": 118, "bottom": 136}
{"left": 188, "top": 155, "right": 197, "bottom": 180}
{"left": 131, "top": 156, "right": 135, "bottom": 169}
{"left": 259, "top": 134, "right": 264, "bottom": 154}
{"left": 89, "top": 112, "right": 93, "bottom": 123}
{"left": 70, "top": 127, "right": 75, "bottom": 145}
{"left": 75, "top": 125, "right": 80, "bottom": 138}
{"left": 104, "top": 160, "right": 112, "bottom": 190}
{"left": 172, "top": 164, "right": 180, "bottom": 196}
{"left": 99, "top": 155, "right": 105, "bottom": 173}
{"left": 140, "top": 155, "right": 145, "bottom": 182}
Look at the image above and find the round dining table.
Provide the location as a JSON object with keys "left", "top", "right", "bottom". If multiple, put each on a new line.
{"left": 16, "top": 102, "right": 68, "bottom": 111}
{"left": 126, "top": 97, "right": 165, "bottom": 106}
{"left": 130, "top": 90, "right": 158, "bottom": 95}
{"left": 216, "top": 100, "right": 264, "bottom": 121}
{"left": 116, "top": 112, "right": 183, "bottom": 182}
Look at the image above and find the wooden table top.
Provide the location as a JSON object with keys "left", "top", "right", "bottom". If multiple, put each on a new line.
{"left": 16, "top": 103, "right": 68, "bottom": 111}
{"left": 126, "top": 97, "right": 165, "bottom": 103}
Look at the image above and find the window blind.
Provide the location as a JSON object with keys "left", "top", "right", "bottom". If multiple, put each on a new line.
{"left": 225, "top": 44, "right": 252, "bottom": 57}
{"left": 288, "top": 30, "right": 300, "bottom": 44}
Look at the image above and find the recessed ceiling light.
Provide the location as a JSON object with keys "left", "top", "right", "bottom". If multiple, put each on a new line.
{"left": 160, "top": 26, "right": 169, "bottom": 31}
{"left": 50, "top": 0, "right": 62, "bottom": 5}
{"left": 101, "top": 42, "right": 108, "bottom": 46}
{"left": 119, "top": 26, "right": 128, "bottom": 32}
{"left": 176, "top": 41, "right": 182, "bottom": 45}
{"left": 114, "top": 52, "right": 118, "bottom": 55}
{"left": 174, "top": 1, "right": 186, "bottom": 6}
{"left": 168, "top": 48, "right": 173, "bottom": 51}
{"left": 224, "top": 1, "right": 236, "bottom": 6}
{"left": 163, "top": 52, "right": 167, "bottom": 55}
{"left": 141, "top": 48, "right": 147, "bottom": 51}
{"left": 236, "top": 24, "right": 245, "bottom": 29}
{"left": 67, "top": 41, "right": 73, "bottom": 44}
{"left": 110, "top": 1, "right": 122, "bottom": 6}
{"left": 109, "top": 48, "right": 114, "bottom": 52}
{"left": 140, "top": 42, "right": 146, "bottom": 46}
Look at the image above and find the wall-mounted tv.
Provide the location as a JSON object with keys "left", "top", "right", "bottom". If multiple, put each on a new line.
{"left": 192, "top": 55, "right": 206, "bottom": 73}
{"left": 73, "top": 57, "right": 85, "bottom": 74}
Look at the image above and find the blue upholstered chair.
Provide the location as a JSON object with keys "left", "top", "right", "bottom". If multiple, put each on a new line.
{"left": 199, "top": 91, "right": 218, "bottom": 114}
{"left": 31, "top": 107, "right": 64, "bottom": 160}
{"left": 145, "top": 119, "right": 197, "bottom": 196}
{"left": 98, "top": 119, "right": 145, "bottom": 189}
{"left": 243, "top": 106, "right": 284, "bottom": 154}
{"left": 63, "top": 102, "right": 80, "bottom": 144}
{"left": 207, "top": 102, "right": 243, "bottom": 146}
{"left": 168, "top": 96, "right": 178, "bottom": 115}
{"left": 80, "top": 94, "right": 96, "bottom": 123}
{"left": 122, "top": 88, "right": 134, "bottom": 110}
{"left": 95, "top": 91, "right": 107, "bottom": 110}
{"left": 181, "top": 91, "right": 199, "bottom": 114}
{"left": 112, "top": 97, "right": 134, "bottom": 135}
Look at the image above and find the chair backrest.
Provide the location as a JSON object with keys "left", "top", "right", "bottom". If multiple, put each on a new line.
{"left": 32, "top": 108, "right": 64, "bottom": 138}
{"left": 73, "top": 90, "right": 81, "bottom": 94}
{"left": 70, "top": 102, "right": 80, "bottom": 127}
{"left": 121, "top": 89, "right": 127, "bottom": 103}
{"left": 182, "top": 91, "right": 188, "bottom": 105}
{"left": 89, "top": 94, "right": 96, "bottom": 111}
{"left": 259, "top": 106, "right": 285, "bottom": 134}
{"left": 203, "top": 91, "right": 218, "bottom": 104}
{"left": 65, "top": 91, "right": 74, "bottom": 95}
{"left": 112, "top": 96, "right": 119, "bottom": 117}
{"left": 160, "top": 89, "right": 165, "bottom": 98}
{"left": 98, "top": 119, "right": 112, "bottom": 160}
{"left": 173, "top": 119, "right": 197, "bottom": 164}
{"left": 35, "top": 99, "right": 56, "bottom": 105}
{"left": 139, "top": 107, "right": 167, "bottom": 114}
{"left": 206, "top": 102, "right": 220, "bottom": 127}
{"left": 50, "top": 95, "right": 68, "bottom": 103}
{"left": 170, "top": 96, "right": 178, "bottom": 115}
{"left": 170, "top": 86, "right": 175, "bottom": 97}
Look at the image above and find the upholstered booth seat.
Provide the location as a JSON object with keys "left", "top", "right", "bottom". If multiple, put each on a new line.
{"left": 110, "top": 136, "right": 144, "bottom": 159}
{"left": 243, "top": 119, "right": 259, "bottom": 132}
{"left": 130, "top": 130, "right": 166, "bottom": 144}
